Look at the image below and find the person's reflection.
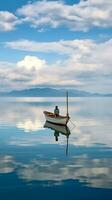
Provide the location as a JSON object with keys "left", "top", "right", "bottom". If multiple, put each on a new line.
{"left": 44, "top": 121, "right": 71, "bottom": 155}
{"left": 53, "top": 127, "right": 70, "bottom": 156}
{"left": 54, "top": 130, "right": 60, "bottom": 141}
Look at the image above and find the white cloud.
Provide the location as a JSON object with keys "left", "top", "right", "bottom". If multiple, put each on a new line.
{"left": 5, "top": 39, "right": 94, "bottom": 55}
{"left": 0, "top": 11, "right": 20, "bottom": 31}
{"left": 5, "top": 38, "right": 112, "bottom": 73}
{"left": 1, "top": 38, "right": 112, "bottom": 92}
{"left": 17, "top": 0, "right": 112, "bottom": 31}
{"left": 0, "top": 54, "right": 83, "bottom": 91}
{"left": 17, "top": 55, "right": 46, "bottom": 71}
{"left": 0, "top": 1, "right": 112, "bottom": 32}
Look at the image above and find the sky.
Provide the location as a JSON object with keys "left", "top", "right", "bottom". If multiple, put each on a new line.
{"left": 0, "top": 0, "right": 112, "bottom": 92}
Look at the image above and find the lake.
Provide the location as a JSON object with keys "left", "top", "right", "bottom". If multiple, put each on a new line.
{"left": 0, "top": 97, "right": 112, "bottom": 200}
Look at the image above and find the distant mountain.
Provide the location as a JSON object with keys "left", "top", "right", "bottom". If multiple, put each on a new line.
{"left": 0, "top": 87, "right": 111, "bottom": 97}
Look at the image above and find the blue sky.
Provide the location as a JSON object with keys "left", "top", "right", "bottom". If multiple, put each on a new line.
{"left": 0, "top": 0, "right": 112, "bottom": 92}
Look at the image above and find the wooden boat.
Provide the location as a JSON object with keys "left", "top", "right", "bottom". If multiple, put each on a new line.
{"left": 43, "top": 111, "right": 69, "bottom": 125}
{"left": 43, "top": 92, "right": 70, "bottom": 125}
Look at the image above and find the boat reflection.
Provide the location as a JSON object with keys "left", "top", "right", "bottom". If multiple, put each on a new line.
{"left": 44, "top": 121, "right": 71, "bottom": 155}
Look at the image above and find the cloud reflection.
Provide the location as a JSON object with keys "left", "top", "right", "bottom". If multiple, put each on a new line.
{"left": 17, "top": 119, "right": 43, "bottom": 133}
{"left": 0, "top": 98, "right": 112, "bottom": 147}
{"left": 0, "top": 153, "right": 111, "bottom": 189}
{"left": 0, "top": 155, "right": 16, "bottom": 174}
{"left": 17, "top": 155, "right": 112, "bottom": 189}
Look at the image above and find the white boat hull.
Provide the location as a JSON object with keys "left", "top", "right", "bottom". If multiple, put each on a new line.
{"left": 44, "top": 111, "right": 69, "bottom": 125}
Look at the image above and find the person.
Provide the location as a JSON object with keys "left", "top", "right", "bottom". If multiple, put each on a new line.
{"left": 54, "top": 106, "right": 59, "bottom": 117}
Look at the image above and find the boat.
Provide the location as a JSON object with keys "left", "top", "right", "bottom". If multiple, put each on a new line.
{"left": 43, "top": 111, "right": 69, "bottom": 125}
{"left": 43, "top": 91, "right": 70, "bottom": 125}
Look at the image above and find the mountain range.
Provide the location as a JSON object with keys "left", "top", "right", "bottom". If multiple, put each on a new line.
{"left": 0, "top": 87, "right": 112, "bottom": 97}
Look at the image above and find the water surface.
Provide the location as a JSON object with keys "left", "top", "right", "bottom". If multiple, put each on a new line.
{"left": 0, "top": 97, "right": 112, "bottom": 199}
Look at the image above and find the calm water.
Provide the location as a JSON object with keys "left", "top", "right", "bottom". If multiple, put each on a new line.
{"left": 0, "top": 97, "right": 112, "bottom": 200}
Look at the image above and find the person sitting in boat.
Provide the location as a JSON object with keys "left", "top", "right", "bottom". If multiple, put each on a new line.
{"left": 54, "top": 106, "right": 59, "bottom": 117}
